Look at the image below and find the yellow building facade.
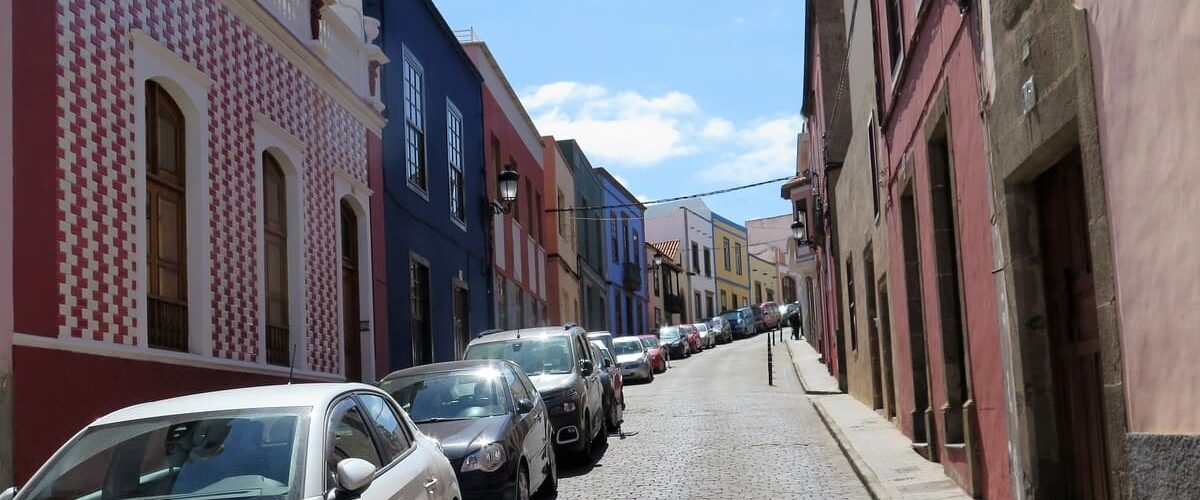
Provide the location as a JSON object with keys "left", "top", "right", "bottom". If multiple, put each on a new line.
{"left": 712, "top": 214, "right": 750, "bottom": 314}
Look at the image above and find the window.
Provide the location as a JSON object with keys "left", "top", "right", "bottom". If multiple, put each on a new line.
{"left": 767, "top": 289, "right": 775, "bottom": 301}
{"left": 525, "top": 179, "right": 533, "bottom": 229}
{"left": 358, "top": 393, "right": 413, "bottom": 458}
{"left": 621, "top": 216, "right": 630, "bottom": 263}
{"left": 263, "top": 153, "right": 290, "bottom": 366}
{"left": 755, "top": 282, "right": 763, "bottom": 303}
{"left": 868, "top": 114, "right": 882, "bottom": 219}
{"left": 410, "top": 257, "right": 432, "bottom": 365}
{"left": 535, "top": 194, "right": 543, "bottom": 244}
{"left": 705, "top": 293, "right": 714, "bottom": 318}
{"left": 447, "top": 102, "right": 465, "bottom": 223}
{"left": 654, "top": 308, "right": 662, "bottom": 328}
{"left": 693, "top": 292, "right": 702, "bottom": 322}
{"left": 309, "top": 0, "right": 322, "bottom": 39}
{"left": 611, "top": 215, "right": 620, "bottom": 263}
{"left": 495, "top": 273, "right": 507, "bottom": 329}
{"left": 633, "top": 231, "right": 640, "bottom": 268}
{"left": 723, "top": 237, "right": 731, "bottom": 271}
{"left": 403, "top": 50, "right": 426, "bottom": 192}
{"left": 886, "top": 0, "right": 904, "bottom": 73}
{"left": 506, "top": 366, "right": 532, "bottom": 405}
{"left": 735, "top": 243, "right": 743, "bottom": 275}
{"left": 557, "top": 190, "right": 567, "bottom": 236}
{"left": 691, "top": 242, "right": 700, "bottom": 273}
{"left": 720, "top": 290, "right": 728, "bottom": 311}
{"left": 653, "top": 269, "right": 660, "bottom": 296}
{"left": 847, "top": 256, "right": 858, "bottom": 351}
{"left": 146, "top": 80, "right": 189, "bottom": 352}
{"left": 703, "top": 247, "right": 712, "bottom": 277}
{"left": 327, "top": 400, "right": 381, "bottom": 469}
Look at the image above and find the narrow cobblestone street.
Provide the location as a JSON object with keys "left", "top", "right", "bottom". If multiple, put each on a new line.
{"left": 541, "top": 334, "right": 870, "bottom": 499}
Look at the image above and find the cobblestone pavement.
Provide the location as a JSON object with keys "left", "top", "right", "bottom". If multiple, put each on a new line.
{"left": 536, "top": 333, "right": 870, "bottom": 499}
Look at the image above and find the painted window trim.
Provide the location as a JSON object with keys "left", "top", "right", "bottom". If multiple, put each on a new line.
{"left": 253, "top": 114, "right": 309, "bottom": 370}
{"left": 130, "top": 29, "right": 214, "bottom": 355}
{"left": 334, "top": 173, "right": 376, "bottom": 381}
{"left": 445, "top": 98, "right": 466, "bottom": 229}
{"left": 401, "top": 45, "right": 428, "bottom": 199}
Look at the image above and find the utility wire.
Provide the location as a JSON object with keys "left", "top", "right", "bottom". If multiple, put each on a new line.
{"left": 545, "top": 175, "right": 792, "bottom": 213}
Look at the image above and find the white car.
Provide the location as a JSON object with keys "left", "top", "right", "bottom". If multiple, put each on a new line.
{"left": 3, "top": 384, "right": 461, "bottom": 500}
{"left": 693, "top": 322, "right": 716, "bottom": 349}
{"left": 612, "top": 336, "right": 654, "bottom": 382}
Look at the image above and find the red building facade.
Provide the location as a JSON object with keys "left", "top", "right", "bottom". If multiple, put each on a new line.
{"left": 874, "top": 0, "right": 1009, "bottom": 496}
{"left": 8, "top": 0, "right": 386, "bottom": 481}
{"left": 463, "top": 40, "right": 548, "bottom": 330}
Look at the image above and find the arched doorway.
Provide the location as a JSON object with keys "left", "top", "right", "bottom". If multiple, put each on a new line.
{"left": 340, "top": 199, "right": 362, "bottom": 381}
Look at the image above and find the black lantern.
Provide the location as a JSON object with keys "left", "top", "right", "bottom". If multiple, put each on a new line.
{"left": 791, "top": 219, "right": 807, "bottom": 242}
{"left": 653, "top": 253, "right": 663, "bottom": 268}
{"left": 491, "top": 165, "right": 520, "bottom": 214}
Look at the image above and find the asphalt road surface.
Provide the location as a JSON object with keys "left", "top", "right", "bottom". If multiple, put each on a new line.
{"left": 536, "top": 332, "right": 870, "bottom": 499}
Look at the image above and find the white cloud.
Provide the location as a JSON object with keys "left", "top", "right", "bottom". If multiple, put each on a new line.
{"left": 698, "top": 116, "right": 804, "bottom": 183}
{"left": 522, "top": 81, "right": 698, "bottom": 166}
{"left": 701, "top": 118, "right": 735, "bottom": 139}
{"left": 521, "top": 80, "right": 802, "bottom": 188}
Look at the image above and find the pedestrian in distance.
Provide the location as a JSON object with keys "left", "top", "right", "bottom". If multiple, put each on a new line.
{"left": 789, "top": 312, "right": 802, "bottom": 341}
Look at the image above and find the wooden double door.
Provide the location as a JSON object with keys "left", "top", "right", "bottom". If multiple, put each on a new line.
{"left": 1036, "top": 152, "right": 1109, "bottom": 499}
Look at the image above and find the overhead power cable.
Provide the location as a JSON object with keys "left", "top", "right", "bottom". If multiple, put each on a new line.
{"left": 545, "top": 175, "right": 792, "bottom": 213}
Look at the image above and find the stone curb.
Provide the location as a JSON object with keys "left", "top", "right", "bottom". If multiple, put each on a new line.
{"left": 782, "top": 338, "right": 842, "bottom": 395}
{"left": 812, "top": 397, "right": 889, "bottom": 500}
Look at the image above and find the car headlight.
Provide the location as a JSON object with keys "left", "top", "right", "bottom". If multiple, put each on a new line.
{"left": 461, "top": 442, "right": 506, "bottom": 473}
{"left": 549, "top": 400, "right": 577, "bottom": 416}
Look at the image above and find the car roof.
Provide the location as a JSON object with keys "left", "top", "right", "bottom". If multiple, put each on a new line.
{"left": 613, "top": 336, "right": 642, "bottom": 344}
{"left": 93, "top": 383, "right": 375, "bottom": 426}
{"left": 379, "top": 359, "right": 514, "bottom": 381}
{"left": 586, "top": 331, "right": 612, "bottom": 338}
{"left": 470, "top": 325, "right": 581, "bottom": 344}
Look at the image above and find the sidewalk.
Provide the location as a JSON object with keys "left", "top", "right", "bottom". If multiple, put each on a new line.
{"left": 784, "top": 339, "right": 970, "bottom": 500}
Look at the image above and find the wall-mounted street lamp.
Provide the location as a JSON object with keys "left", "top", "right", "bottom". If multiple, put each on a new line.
{"left": 491, "top": 164, "right": 520, "bottom": 214}
{"left": 791, "top": 219, "right": 807, "bottom": 242}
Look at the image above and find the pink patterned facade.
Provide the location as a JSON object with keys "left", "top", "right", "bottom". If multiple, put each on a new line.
{"left": 10, "top": 0, "right": 386, "bottom": 481}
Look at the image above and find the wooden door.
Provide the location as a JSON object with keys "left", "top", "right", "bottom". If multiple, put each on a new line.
{"left": 1036, "top": 152, "right": 1109, "bottom": 500}
{"left": 341, "top": 201, "right": 362, "bottom": 382}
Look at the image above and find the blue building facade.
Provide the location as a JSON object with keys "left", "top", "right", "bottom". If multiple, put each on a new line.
{"left": 595, "top": 168, "right": 648, "bottom": 337}
{"left": 366, "top": 0, "right": 490, "bottom": 368}
{"left": 559, "top": 140, "right": 608, "bottom": 332}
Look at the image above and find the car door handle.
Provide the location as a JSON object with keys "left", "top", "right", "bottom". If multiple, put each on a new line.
{"left": 424, "top": 477, "right": 438, "bottom": 492}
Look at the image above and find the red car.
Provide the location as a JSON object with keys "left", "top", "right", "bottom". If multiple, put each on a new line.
{"left": 638, "top": 334, "right": 669, "bottom": 373}
{"left": 680, "top": 324, "right": 703, "bottom": 354}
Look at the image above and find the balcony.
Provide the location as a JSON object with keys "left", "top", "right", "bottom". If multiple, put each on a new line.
{"left": 622, "top": 262, "right": 642, "bottom": 292}
{"left": 664, "top": 293, "right": 685, "bottom": 315}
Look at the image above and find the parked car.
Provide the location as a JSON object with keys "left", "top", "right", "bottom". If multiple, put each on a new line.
{"left": 586, "top": 331, "right": 615, "bottom": 354}
{"left": 464, "top": 326, "right": 606, "bottom": 463}
{"left": 745, "top": 305, "right": 768, "bottom": 334}
{"left": 708, "top": 316, "right": 733, "bottom": 344}
{"left": 680, "top": 323, "right": 703, "bottom": 354}
{"left": 658, "top": 326, "right": 690, "bottom": 359}
{"left": 5, "top": 384, "right": 461, "bottom": 500}
{"left": 693, "top": 322, "right": 717, "bottom": 349}
{"left": 613, "top": 336, "right": 655, "bottom": 383}
{"left": 379, "top": 360, "right": 557, "bottom": 499}
{"left": 759, "top": 301, "right": 782, "bottom": 330}
{"left": 722, "top": 308, "right": 757, "bottom": 339}
{"left": 638, "top": 334, "right": 669, "bottom": 372}
{"left": 589, "top": 340, "right": 625, "bottom": 433}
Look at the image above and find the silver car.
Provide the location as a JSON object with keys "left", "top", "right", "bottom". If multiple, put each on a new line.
{"left": 612, "top": 336, "right": 655, "bottom": 382}
{"left": 5, "top": 384, "right": 462, "bottom": 500}
{"left": 693, "top": 322, "right": 717, "bottom": 349}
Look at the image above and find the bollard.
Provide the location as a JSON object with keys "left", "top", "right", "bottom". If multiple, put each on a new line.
{"left": 767, "top": 329, "right": 774, "bottom": 386}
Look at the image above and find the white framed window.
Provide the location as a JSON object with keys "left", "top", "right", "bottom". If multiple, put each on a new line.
{"left": 446, "top": 100, "right": 465, "bottom": 225}
{"left": 402, "top": 47, "right": 427, "bottom": 195}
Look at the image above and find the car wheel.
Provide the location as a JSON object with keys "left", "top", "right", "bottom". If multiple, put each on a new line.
{"left": 515, "top": 463, "right": 530, "bottom": 500}
{"left": 538, "top": 446, "right": 558, "bottom": 495}
{"left": 579, "top": 414, "right": 593, "bottom": 461}
{"left": 593, "top": 418, "right": 608, "bottom": 446}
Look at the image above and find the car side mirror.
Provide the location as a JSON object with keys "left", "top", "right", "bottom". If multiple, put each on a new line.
{"left": 335, "top": 458, "right": 376, "bottom": 496}
{"left": 0, "top": 487, "right": 16, "bottom": 500}
{"left": 517, "top": 398, "right": 535, "bottom": 413}
{"left": 580, "top": 359, "right": 595, "bottom": 376}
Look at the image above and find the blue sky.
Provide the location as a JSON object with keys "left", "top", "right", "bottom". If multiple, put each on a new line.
{"left": 433, "top": 0, "right": 807, "bottom": 224}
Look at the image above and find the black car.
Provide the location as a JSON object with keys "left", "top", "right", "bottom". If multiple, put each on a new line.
{"left": 380, "top": 360, "right": 558, "bottom": 499}
{"left": 464, "top": 325, "right": 607, "bottom": 463}
{"left": 658, "top": 325, "right": 689, "bottom": 359}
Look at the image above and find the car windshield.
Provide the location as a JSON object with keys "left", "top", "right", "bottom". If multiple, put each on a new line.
{"left": 640, "top": 337, "right": 659, "bottom": 348}
{"left": 23, "top": 408, "right": 307, "bottom": 500}
{"left": 381, "top": 369, "right": 508, "bottom": 423}
{"left": 465, "top": 337, "right": 574, "bottom": 376}
{"left": 613, "top": 339, "right": 643, "bottom": 356}
{"left": 659, "top": 327, "right": 681, "bottom": 341}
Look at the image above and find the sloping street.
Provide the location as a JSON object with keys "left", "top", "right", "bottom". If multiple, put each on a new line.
{"left": 545, "top": 335, "right": 869, "bottom": 499}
